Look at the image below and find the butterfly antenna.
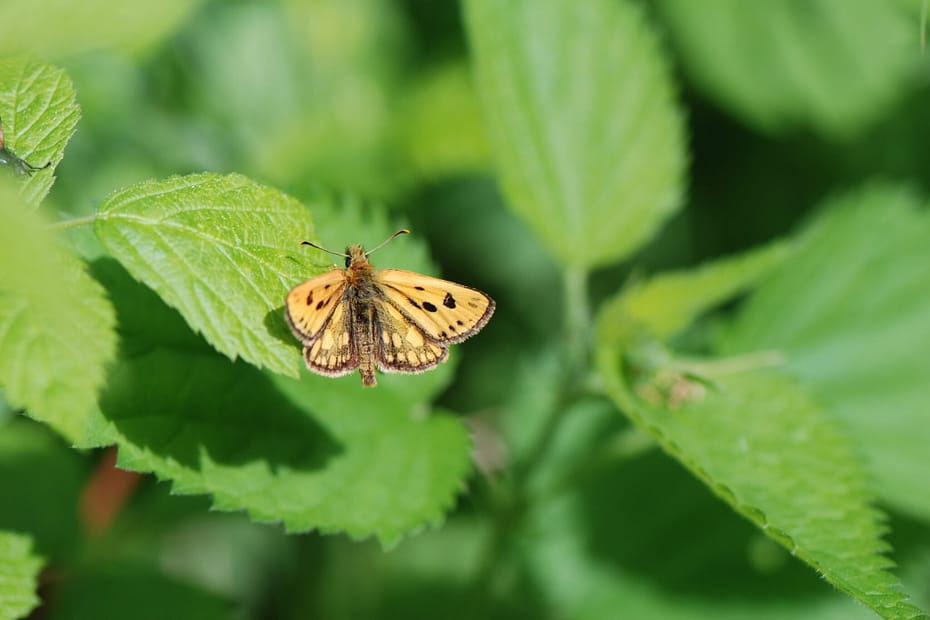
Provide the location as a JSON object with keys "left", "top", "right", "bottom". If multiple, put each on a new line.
{"left": 300, "top": 240, "right": 349, "bottom": 258}
{"left": 366, "top": 229, "right": 410, "bottom": 256}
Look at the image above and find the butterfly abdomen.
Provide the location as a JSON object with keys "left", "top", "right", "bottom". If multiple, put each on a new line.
{"left": 348, "top": 284, "right": 379, "bottom": 387}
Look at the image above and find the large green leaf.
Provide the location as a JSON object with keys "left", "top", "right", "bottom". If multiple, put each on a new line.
{"left": 0, "top": 57, "right": 80, "bottom": 206}
{"left": 0, "top": 181, "right": 116, "bottom": 446}
{"left": 464, "top": 0, "right": 686, "bottom": 269}
{"left": 656, "top": 0, "right": 917, "bottom": 138}
{"left": 596, "top": 347, "right": 925, "bottom": 619}
{"left": 594, "top": 224, "right": 929, "bottom": 618}
{"left": 88, "top": 261, "right": 471, "bottom": 546}
{"left": 719, "top": 184, "right": 930, "bottom": 522}
{"left": 94, "top": 173, "right": 322, "bottom": 378}
{"left": 0, "top": 531, "right": 43, "bottom": 620}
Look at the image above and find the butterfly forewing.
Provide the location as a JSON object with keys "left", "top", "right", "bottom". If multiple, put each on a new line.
{"left": 285, "top": 269, "right": 348, "bottom": 344}
{"left": 374, "top": 301, "right": 448, "bottom": 373}
{"left": 375, "top": 269, "right": 495, "bottom": 344}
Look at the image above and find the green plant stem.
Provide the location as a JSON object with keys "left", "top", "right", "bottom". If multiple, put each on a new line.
{"left": 563, "top": 265, "right": 591, "bottom": 368}
{"left": 516, "top": 266, "right": 592, "bottom": 481}
{"left": 47, "top": 214, "right": 96, "bottom": 231}
{"left": 470, "top": 266, "right": 594, "bottom": 600}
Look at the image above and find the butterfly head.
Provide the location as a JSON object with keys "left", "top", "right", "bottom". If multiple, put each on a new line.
{"left": 345, "top": 244, "right": 369, "bottom": 270}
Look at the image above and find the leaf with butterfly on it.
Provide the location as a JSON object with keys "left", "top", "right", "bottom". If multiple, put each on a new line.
{"left": 95, "top": 172, "right": 322, "bottom": 379}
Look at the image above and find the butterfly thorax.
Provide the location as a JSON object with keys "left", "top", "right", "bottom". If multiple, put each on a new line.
{"left": 344, "top": 245, "right": 377, "bottom": 291}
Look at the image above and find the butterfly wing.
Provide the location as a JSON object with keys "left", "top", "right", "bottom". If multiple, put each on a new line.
{"left": 373, "top": 299, "right": 448, "bottom": 374}
{"left": 285, "top": 269, "right": 359, "bottom": 377}
{"left": 375, "top": 269, "right": 495, "bottom": 344}
{"left": 285, "top": 269, "right": 348, "bottom": 344}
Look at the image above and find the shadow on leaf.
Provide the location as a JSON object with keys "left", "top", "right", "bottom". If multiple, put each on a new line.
{"left": 91, "top": 258, "right": 340, "bottom": 475}
{"left": 99, "top": 349, "right": 340, "bottom": 473}
{"left": 264, "top": 304, "right": 301, "bottom": 351}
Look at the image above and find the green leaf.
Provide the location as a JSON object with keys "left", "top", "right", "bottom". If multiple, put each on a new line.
{"left": 0, "top": 419, "right": 87, "bottom": 558}
{"left": 90, "top": 262, "right": 471, "bottom": 546}
{"left": 464, "top": 0, "right": 686, "bottom": 269}
{"left": 719, "top": 184, "right": 930, "bottom": 523}
{"left": 48, "top": 564, "right": 231, "bottom": 620}
{"left": 600, "top": 239, "right": 793, "bottom": 341}
{"left": 0, "top": 1, "right": 203, "bottom": 58}
{"left": 0, "top": 531, "right": 43, "bottom": 620}
{"left": 655, "top": 0, "right": 918, "bottom": 138}
{"left": 0, "top": 57, "right": 80, "bottom": 206}
{"left": 596, "top": 343, "right": 926, "bottom": 619}
{"left": 94, "top": 173, "right": 322, "bottom": 378}
{"left": 0, "top": 181, "right": 116, "bottom": 446}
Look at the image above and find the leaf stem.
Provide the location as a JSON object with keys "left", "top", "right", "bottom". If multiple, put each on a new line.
{"left": 47, "top": 213, "right": 97, "bottom": 231}
{"left": 516, "top": 266, "right": 592, "bottom": 480}
{"left": 563, "top": 265, "right": 591, "bottom": 367}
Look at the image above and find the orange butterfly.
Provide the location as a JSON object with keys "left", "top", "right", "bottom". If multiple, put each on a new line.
{"left": 285, "top": 230, "right": 495, "bottom": 387}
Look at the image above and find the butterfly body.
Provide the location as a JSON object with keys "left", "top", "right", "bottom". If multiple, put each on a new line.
{"left": 285, "top": 236, "right": 494, "bottom": 387}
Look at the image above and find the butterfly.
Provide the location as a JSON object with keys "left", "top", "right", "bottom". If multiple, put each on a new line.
{"left": 0, "top": 115, "right": 49, "bottom": 176}
{"left": 285, "top": 230, "right": 495, "bottom": 387}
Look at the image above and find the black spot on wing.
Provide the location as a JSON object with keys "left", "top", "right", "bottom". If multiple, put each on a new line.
{"left": 443, "top": 292, "right": 456, "bottom": 309}
{"left": 408, "top": 297, "right": 421, "bottom": 310}
{"left": 414, "top": 286, "right": 425, "bottom": 291}
{"left": 306, "top": 291, "right": 314, "bottom": 306}
{"left": 422, "top": 301, "right": 438, "bottom": 313}
{"left": 316, "top": 299, "right": 326, "bottom": 310}
{"left": 456, "top": 320, "right": 464, "bottom": 326}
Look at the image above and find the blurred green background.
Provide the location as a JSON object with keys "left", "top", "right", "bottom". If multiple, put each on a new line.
{"left": 3, "top": 0, "right": 930, "bottom": 618}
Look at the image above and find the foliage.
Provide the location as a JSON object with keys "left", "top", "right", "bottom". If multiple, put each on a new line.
{"left": 2, "top": 1, "right": 930, "bottom": 618}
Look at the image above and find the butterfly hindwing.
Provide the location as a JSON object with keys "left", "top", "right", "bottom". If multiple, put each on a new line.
{"left": 375, "top": 269, "right": 495, "bottom": 344}
{"left": 302, "top": 299, "right": 359, "bottom": 377}
{"left": 374, "top": 300, "right": 448, "bottom": 373}
{"left": 285, "top": 269, "right": 348, "bottom": 344}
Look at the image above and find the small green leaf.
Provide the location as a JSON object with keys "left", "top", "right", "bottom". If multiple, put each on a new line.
{"left": 655, "top": 0, "right": 918, "bottom": 138}
{"left": 0, "top": 57, "right": 80, "bottom": 206}
{"left": 95, "top": 173, "right": 322, "bottom": 378}
{"left": 719, "top": 184, "right": 930, "bottom": 523}
{"left": 596, "top": 344, "right": 926, "bottom": 619}
{"left": 397, "top": 62, "right": 492, "bottom": 180}
{"left": 0, "top": 531, "right": 43, "bottom": 620}
{"left": 89, "top": 263, "right": 471, "bottom": 546}
{"left": 464, "top": 0, "right": 686, "bottom": 269}
{"left": 600, "top": 239, "right": 793, "bottom": 341}
{"left": 0, "top": 1, "right": 204, "bottom": 58}
{"left": 0, "top": 181, "right": 116, "bottom": 446}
